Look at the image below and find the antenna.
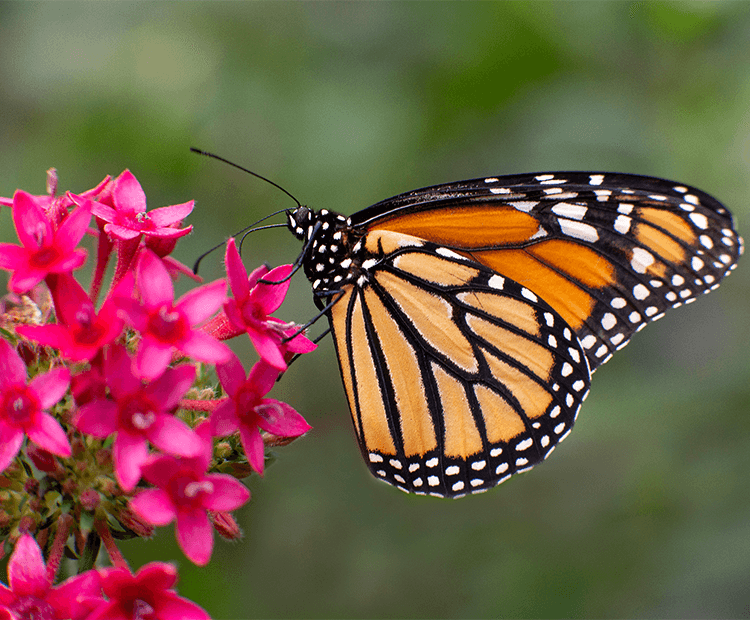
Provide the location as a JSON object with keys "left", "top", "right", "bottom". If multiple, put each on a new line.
{"left": 190, "top": 147, "right": 302, "bottom": 208}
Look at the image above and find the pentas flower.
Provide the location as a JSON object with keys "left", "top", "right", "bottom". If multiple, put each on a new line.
{"left": 211, "top": 352, "right": 311, "bottom": 476}
{"left": 129, "top": 422, "right": 251, "bottom": 566}
{"left": 81, "top": 169, "right": 194, "bottom": 243}
{"left": 91, "top": 563, "right": 209, "bottom": 620}
{"left": 222, "top": 237, "right": 315, "bottom": 370}
{"left": 0, "top": 339, "right": 71, "bottom": 473}
{"left": 16, "top": 273, "right": 125, "bottom": 362}
{"left": 0, "top": 190, "right": 90, "bottom": 294}
{"left": 116, "top": 249, "right": 231, "bottom": 380}
{"left": 0, "top": 534, "right": 103, "bottom": 620}
{"left": 74, "top": 345, "right": 202, "bottom": 492}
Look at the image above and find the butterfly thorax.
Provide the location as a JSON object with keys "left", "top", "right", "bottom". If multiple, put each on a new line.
{"left": 287, "top": 206, "right": 366, "bottom": 299}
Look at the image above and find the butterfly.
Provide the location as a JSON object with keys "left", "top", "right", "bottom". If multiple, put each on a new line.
{"left": 282, "top": 171, "right": 742, "bottom": 498}
{"left": 192, "top": 151, "right": 742, "bottom": 495}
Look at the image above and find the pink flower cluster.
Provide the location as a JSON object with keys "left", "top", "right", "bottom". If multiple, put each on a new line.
{"left": 0, "top": 534, "right": 208, "bottom": 620}
{"left": 0, "top": 169, "right": 316, "bottom": 618}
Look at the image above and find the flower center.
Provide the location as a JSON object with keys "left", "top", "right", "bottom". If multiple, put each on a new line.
{"left": 184, "top": 480, "right": 214, "bottom": 499}
{"left": 121, "top": 396, "right": 157, "bottom": 432}
{"left": 1, "top": 387, "right": 37, "bottom": 425}
{"left": 147, "top": 306, "right": 188, "bottom": 343}
{"left": 30, "top": 245, "right": 60, "bottom": 269}
{"left": 130, "top": 598, "right": 155, "bottom": 619}
{"left": 10, "top": 596, "right": 56, "bottom": 620}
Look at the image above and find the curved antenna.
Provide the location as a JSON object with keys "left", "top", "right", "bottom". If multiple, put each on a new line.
{"left": 192, "top": 210, "right": 288, "bottom": 274}
{"left": 190, "top": 147, "right": 302, "bottom": 208}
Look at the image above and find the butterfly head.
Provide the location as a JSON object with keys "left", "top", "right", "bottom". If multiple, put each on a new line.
{"left": 287, "top": 205, "right": 314, "bottom": 241}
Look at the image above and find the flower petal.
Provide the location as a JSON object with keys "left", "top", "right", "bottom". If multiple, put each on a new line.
{"left": 252, "top": 264, "right": 293, "bottom": 314}
{"left": 8, "top": 534, "right": 50, "bottom": 597}
{"left": 148, "top": 364, "right": 196, "bottom": 410}
{"left": 105, "top": 223, "right": 141, "bottom": 240}
{"left": 0, "top": 243, "right": 26, "bottom": 270}
{"left": 249, "top": 329, "right": 287, "bottom": 371}
{"left": 26, "top": 412, "right": 72, "bottom": 458}
{"left": 0, "top": 339, "right": 27, "bottom": 386}
{"left": 112, "top": 170, "right": 147, "bottom": 215}
{"left": 202, "top": 473, "right": 250, "bottom": 512}
{"left": 138, "top": 250, "right": 174, "bottom": 308}
{"left": 54, "top": 202, "right": 92, "bottom": 254}
{"left": 209, "top": 399, "right": 239, "bottom": 437}
{"left": 104, "top": 345, "right": 140, "bottom": 398}
{"left": 130, "top": 489, "right": 176, "bottom": 526}
{"left": 175, "top": 279, "right": 227, "bottom": 326}
{"left": 45, "top": 570, "right": 104, "bottom": 620}
{"left": 257, "top": 399, "right": 312, "bottom": 437}
{"left": 175, "top": 509, "right": 213, "bottom": 566}
{"left": 178, "top": 331, "right": 232, "bottom": 365}
{"left": 148, "top": 416, "right": 203, "bottom": 458}
{"left": 246, "top": 360, "right": 279, "bottom": 397}
{"left": 239, "top": 425, "right": 265, "bottom": 476}
{"left": 135, "top": 337, "right": 172, "bottom": 380}
{"left": 152, "top": 591, "right": 211, "bottom": 620}
{"left": 224, "top": 238, "right": 250, "bottom": 301}
{"left": 74, "top": 400, "right": 119, "bottom": 438}
{"left": 113, "top": 431, "right": 149, "bottom": 491}
{"left": 215, "top": 350, "right": 246, "bottom": 398}
{"left": 0, "top": 426, "right": 24, "bottom": 472}
{"left": 29, "top": 367, "right": 70, "bottom": 409}
{"left": 148, "top": 201, "right": 194, "bottom": 226}
{"left": 12, "top": 190, "right": 52, "bottom": 250}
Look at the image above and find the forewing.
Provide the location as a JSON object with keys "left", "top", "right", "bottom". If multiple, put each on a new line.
{"left": 355, "top": 172, "right": 742, "bottom": 371}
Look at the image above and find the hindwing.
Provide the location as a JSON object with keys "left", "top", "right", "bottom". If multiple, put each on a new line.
{"left": 327, "top": 230, "right": 591, "bottom": 497}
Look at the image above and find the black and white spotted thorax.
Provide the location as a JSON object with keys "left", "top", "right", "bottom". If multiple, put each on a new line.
{"left": 287, "top": 206, "right": 370, "bottom": 298}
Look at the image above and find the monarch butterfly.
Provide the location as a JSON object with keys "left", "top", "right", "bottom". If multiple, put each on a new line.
{"left": 285, "top": 171, "right": 742, "bottom": 498}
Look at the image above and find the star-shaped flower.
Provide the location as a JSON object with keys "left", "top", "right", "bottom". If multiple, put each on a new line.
{"left": 78, "top": 170, "right": 194, "bottom": 243}
{"left": 222, "top": 238, "right": 315, "bottom": 370}
{"left": 211, "top": 351, "right": 311, "bottom": 476}
{"left": 16, "top": 273, "right": 125, "bottom": 362}
{"left": 0, "top": 534, "right": 102, "bottom": 620}
{"left": 0, "top": 190, "right": 90, "bottom": 293}
{"left": 129, "top": 422, "right": 250, "bottom": 566}
{"left": 0, "top": 339, "right": 71, "bottom": 473}
{"left": 73, "top": 345, "right": 202, "bottom": 491}
{"left": 91, "top": 562, "right": 209, "bottom": 620}
{"left": 116, "top": 249, "right": 231, "bottom": 380}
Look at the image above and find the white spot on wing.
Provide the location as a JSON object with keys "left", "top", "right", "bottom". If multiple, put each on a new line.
{"left": 551, "top": 203, "right": 587, "bottom": 220}
{"left": 558, "top": 219, "right": 599, "bottom": 243}
{"left": 631, "top": 248, "right": 655, "bottom": 274}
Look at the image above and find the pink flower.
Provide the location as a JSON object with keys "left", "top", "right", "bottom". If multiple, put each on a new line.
{"left": 222, "top": 238, "right": 315, "bottom": 370}
{"left": 0, "top": 339, "right": 71, "bottom": 473}
{"left": 78, "top": 170, "right": 193, "bottom": 243}
{"left": 116, "top": 249, "right": 231, "bottom": 379}
{"left": 16, "top": 274, "right": 125, "bottom": 362}
{"left": 0, "top": 534, "right": 103, "bottom": 620}
{"left": 129, "top": 422, "right": 250, "bottom": 566}
{"left": 91, "top": 562, "right": 209, "bottom": 620}
{"left": 0, "top": 191, "right": 90, "bottom": 293}
{"left": 211, "top": 352, "right": 311, "bottom": 476}
{"left": 74, "top": 345, "right": 202, "bottom": 492}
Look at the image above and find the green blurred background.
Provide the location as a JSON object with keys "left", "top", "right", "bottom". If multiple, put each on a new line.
{"left": 1, "top": 2, "right": 749, "bottom": 618}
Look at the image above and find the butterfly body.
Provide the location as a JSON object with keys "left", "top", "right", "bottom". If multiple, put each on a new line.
{"left": 287, "top": 172, "right": 742, "bottom": 498}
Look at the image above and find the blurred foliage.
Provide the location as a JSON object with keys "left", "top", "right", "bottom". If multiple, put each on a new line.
{"left": 1, "top": 2, "right": 749, "bottom": 618}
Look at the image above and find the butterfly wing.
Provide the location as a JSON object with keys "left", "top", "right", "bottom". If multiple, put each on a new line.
{"left": 354, "top": 172, "right": 742, "bottom": 371}
{"left": 327, "top": 230, "right": 591, "bottom": 497}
